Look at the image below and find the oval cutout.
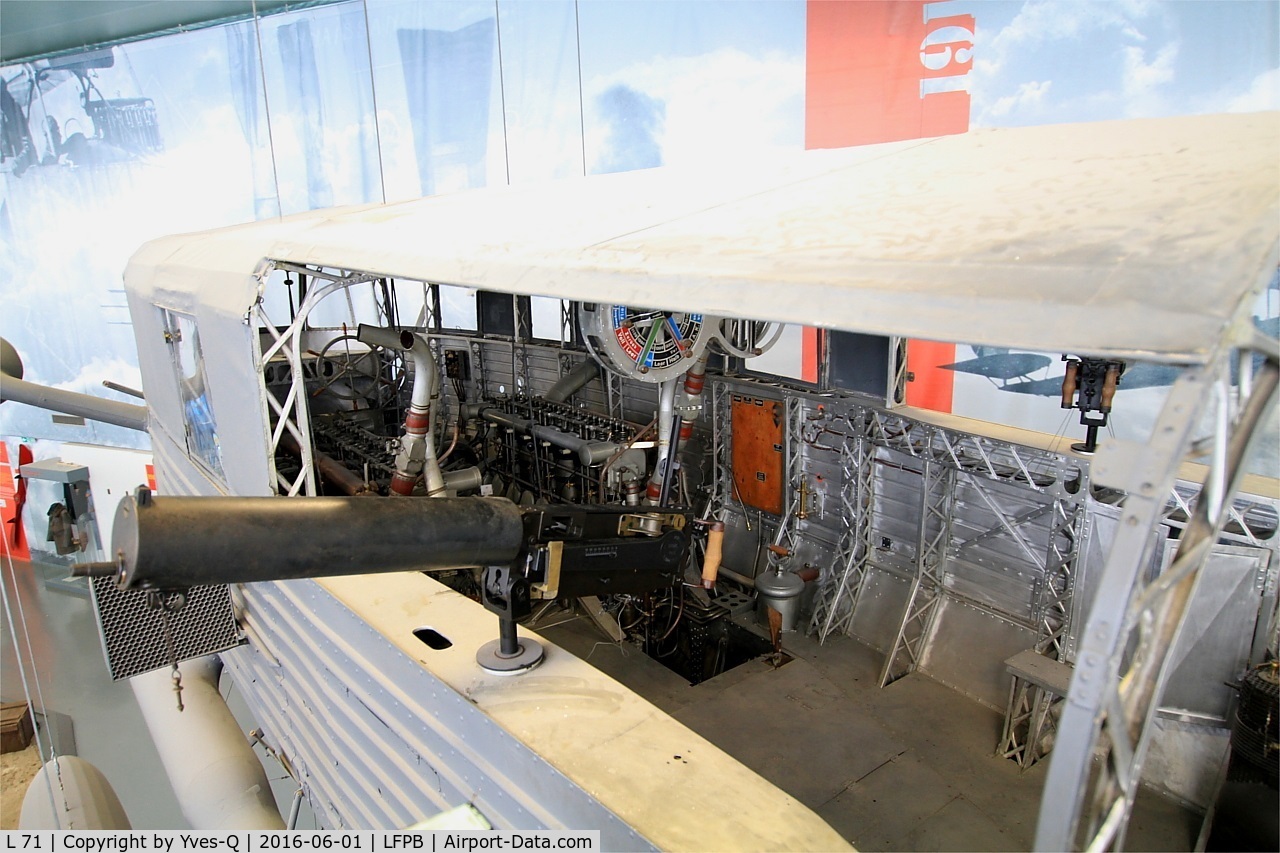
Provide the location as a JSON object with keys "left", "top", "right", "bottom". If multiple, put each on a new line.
{"left": 413, "top": 627, "right": 453, "bottom": 650}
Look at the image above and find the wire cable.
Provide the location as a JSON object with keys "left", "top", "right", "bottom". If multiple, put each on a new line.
{"left": 2, "top": 534, "right": 65, "bottom": 827}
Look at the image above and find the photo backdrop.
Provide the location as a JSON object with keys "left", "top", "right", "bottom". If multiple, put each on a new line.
{"left": 2, "top": 0, "right": 1276, "bottom": 476}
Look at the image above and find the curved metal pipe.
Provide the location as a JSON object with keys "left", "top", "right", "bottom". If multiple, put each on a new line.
{"left": 544, "top": 360, "right": 601, "bottom": 404}
{"left": 356, "top": 325, "right": 444, "bottom": 496}
{"left": 677, "top": 352, "right": 710, "bottom": 441}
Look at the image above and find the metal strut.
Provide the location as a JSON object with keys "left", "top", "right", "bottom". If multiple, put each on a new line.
{"left": 1036, "top": 356, "right": 1279, "bottom": 851}
{"left": 879, "top": 455, "right": 954, "bottom": 687}
{"left": 812, "top": 406, "right": 874, "bottom": 641}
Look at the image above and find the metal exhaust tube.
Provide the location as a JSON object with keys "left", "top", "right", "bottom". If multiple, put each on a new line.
{"left": 476, "top": 408, "right": 620, "bottom": 466}
{"left": 356, "top": 325, "right": 445, "bottom": 496}
{"left": 544, "top": 360, "right": 601, "bottom": 403}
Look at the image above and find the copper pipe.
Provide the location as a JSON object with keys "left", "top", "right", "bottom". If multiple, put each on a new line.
{"left": 279, "top": 433, "right": 369, "bottom": 496}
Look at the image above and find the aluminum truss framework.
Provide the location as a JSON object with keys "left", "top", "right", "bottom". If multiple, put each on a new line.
{"left": 1164, "top": 482, "right": 1278, "bottom": 549}
{"left": 251, "top": 262, "right": 383, "bottom": 497}
{"left": 1036, "top": 353, "right": 1280, "bottom": 852}
{"left": 879, "top": 456, "right": 955, "bottom": 687}
{"left": 719, "top": 365, "right": 1276, "bottom": 847}
{"left": 987, "top": 493, "right": 1092, "bottom": 769}
{"left": 707, "top": 380, "right": 734, "bottom": 522}
{"left": 998, "top": 652, "right": 1073, "bottom": 770}
{"left": 812, "top": 403, "right": 875, "bottom": 642}
{"left": 605, "top": 371, "right": 624, "bottom": 422}
{"left": 1037, "top": 499, "right": 1088, "bottom": 660}
{"left": 808, "top": 403, "right": 1087, "bottom": 654}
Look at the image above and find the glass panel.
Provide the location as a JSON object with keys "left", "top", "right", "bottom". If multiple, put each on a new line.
{"left": 746, "top": 323, "right": 806, "bottom": 382}
{"left": 257, "top": 2, "right": 383, "bottom": 214}
{"left": 365, "top": 0, "right": 505, "bottom": 201}
{"left": 529, "top": 296, "right": 566, "bottom": 341}
{"left": 304, "top": 280, "right": 378, "bottom": 330}
{"left": 496, "top": 0, "right": 584, "bottom": 183}
{"left": 439, "top": 285, "right": 479, "bottom": 330}
{"left": 827, "top": 331, "right": 891, "bottom": 398}
{"left": 161, "top": 310, "right": 225, "bottom": 479}
{"left": 577, "top": 0, "right": 805, "bottom": 174}
{"left": 397, "top": 280, "right": 431, "bottom": 328}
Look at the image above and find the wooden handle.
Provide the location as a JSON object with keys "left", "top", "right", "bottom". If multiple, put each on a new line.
{"left": 1100, "top": 362, "right": 1122, "bottom": 412}
{"left": 1061, "top": 360, "right": 1079, "bottom": 409}
{"left": 701, "top": 522, "right": 725, "bottom": 589}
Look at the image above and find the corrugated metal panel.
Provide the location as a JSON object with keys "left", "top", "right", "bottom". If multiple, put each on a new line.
{"left": 224, "top": 580, "right": 654, "bottom": 844}
{"left": 867, "top": 452, "right": 923, "bottom": 569}
{"left": 944, "top": 475, "right": 1052, "bottom": 623}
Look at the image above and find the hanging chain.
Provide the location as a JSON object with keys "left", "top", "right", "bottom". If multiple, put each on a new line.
{"left": 147, "top": 591, "right": 188, "bottom": 712}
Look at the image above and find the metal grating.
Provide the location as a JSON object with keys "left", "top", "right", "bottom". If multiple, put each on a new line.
{"left": 90, "top": 579, "right": 244, "bottom": 681}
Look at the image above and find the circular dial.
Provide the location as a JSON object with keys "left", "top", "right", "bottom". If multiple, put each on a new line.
{"left": 580, "top": 304, "right": 710, "bottom": 383}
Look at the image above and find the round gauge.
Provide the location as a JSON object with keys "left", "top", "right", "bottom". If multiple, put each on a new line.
{"left": 579, "top": 303, "right": 711, "bottom": 383}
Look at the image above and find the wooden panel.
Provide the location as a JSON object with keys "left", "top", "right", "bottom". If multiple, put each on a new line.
{"left": 732, "top": 395, "right": 784, "bottom": 516}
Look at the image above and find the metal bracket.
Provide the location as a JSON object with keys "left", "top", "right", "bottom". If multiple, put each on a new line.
{"left": 530, "top": 541, "right": 563, "bottom": 599}
{"left": 469, "top": 342, "right": 487, "bottom": 399}
{"left": 1090, "top": 440, "right": 1169, "bottom": 493}
{"left": 617, "top": 512, "right": 687, "bottom": 537}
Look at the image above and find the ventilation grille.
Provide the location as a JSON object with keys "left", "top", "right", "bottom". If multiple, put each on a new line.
{"left": 90, "top": 579, "right": 244, "bottom": 680}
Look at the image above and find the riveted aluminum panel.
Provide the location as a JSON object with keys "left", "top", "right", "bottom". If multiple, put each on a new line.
{"left": 945, "top": 475, "right": 1054, "bottom": 623}
{"left": 1160, "top": 544, "right": 1272, "bottom": 722}
{"left": 848, "top": 568, "right": 912, "bottom": 653}
{"left": 919, "top": 596, "right": 1038, "bottom": 712}
{"left": 867, "top": 451, "right": 924, "bottom": 569}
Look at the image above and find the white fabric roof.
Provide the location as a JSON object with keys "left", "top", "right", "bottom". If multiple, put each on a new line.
{"left": 127, "top": 112, "right": 1280, "bottom": 365}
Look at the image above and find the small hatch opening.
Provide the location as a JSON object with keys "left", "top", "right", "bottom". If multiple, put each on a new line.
{"left": 413, "top": 627, "right": 453, "bottom": 650}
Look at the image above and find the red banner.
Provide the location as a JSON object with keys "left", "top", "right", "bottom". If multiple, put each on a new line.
{"left": 1, "top": 442, "right": 32, "bottom": 561}
{"left": 805, "top": 0, "right": 972, "bottom": 409}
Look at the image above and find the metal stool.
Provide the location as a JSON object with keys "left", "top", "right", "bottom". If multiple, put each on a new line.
{"left": 998, "top": 648, "right": 1074, "bottom": 769}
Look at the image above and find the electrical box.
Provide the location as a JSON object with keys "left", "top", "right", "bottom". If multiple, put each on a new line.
{"left": 444, "top": 349, "right": 470, "bottom": 380}
{"left": 731, "top": 394, "right": 784, "bottom": 516}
